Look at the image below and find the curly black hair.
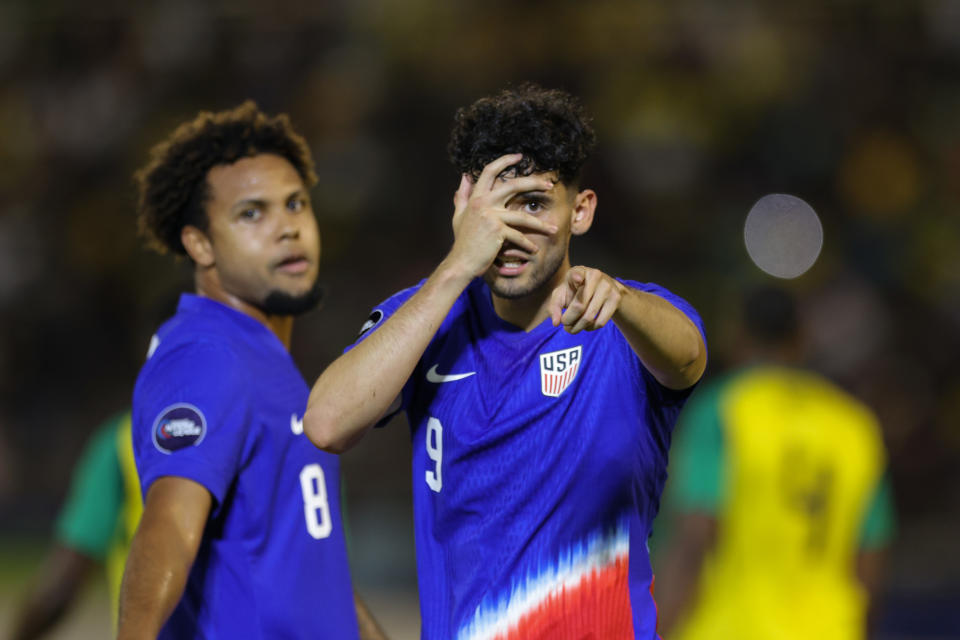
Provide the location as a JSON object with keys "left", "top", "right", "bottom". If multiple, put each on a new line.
{"left": 447, "top": 83, "right": 597, "bottom": 186}
{"left": 135, "top": 101, "right": 317, "bottom": 256}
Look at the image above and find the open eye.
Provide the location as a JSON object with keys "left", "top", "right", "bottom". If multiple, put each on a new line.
{"left": 239, "top": 207, "right": 262, "bottom": 221}
{"left": 288, "top": 197, "right": 307, "bottom": 212}
{"left": 524, "top": 200, "right": 543, "bottom": 214}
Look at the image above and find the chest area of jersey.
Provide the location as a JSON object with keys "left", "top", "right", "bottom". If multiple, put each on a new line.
{"left": 251, "top": 366, "right": 319, "bottom": 460}
{"left": 409, "top": 329, "right": 647, "bottom": 507}
{"left": 418, "top": 331, "right": 596, "bottom": 423}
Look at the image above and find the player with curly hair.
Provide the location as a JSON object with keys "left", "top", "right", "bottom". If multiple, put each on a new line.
{"left": 118, "top": 102, "right": 384, "bottom": 639}
{"left": 305, "top": 84, "right": 708, "bottom": 639}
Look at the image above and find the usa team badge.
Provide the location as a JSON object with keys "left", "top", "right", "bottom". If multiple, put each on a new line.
{"left": 153, "top": 403, "right": 207, "bottom": 454}
{"left": 539, "top": 346, "right": 582, "bottom": 397}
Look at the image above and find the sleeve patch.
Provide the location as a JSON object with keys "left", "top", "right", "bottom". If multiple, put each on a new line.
{"left": 152, "top": 403, "right": 207, "bottom": 454}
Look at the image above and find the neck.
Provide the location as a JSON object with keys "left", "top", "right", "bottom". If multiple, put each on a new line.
{"left": 490, "top": 259, "right": 570, "bottom": 332}
{"left": 194, "top": 271, "right": 294, "bottom": 350}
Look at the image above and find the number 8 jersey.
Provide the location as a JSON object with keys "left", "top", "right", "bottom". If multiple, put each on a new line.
{"left": 353, "top": 278, "right": 706, "bottom": 640}
{"left": 132, "top": 294, "right": 359, "bottom": 639}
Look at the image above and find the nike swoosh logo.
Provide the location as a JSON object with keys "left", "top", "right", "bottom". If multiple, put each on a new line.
{"left": 426, "top": 364, "right": 476, "bottom": 383}
{"left": 290, "top": 413, "right": 304, "bottom": 435}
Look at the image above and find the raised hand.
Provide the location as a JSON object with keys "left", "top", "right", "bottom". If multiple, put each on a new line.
{"left": 446, "top": 154, "right": 558, "bottom": 278}
{"left": 548, "top": 266, "right": 625, "bottom": 333}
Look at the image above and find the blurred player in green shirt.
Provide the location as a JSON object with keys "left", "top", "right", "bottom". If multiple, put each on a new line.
{"left": 8, "top": 412, "right": 141, "bottom": 639}
{"left": 656, "top": 286, "right": 895, "bottom": 640}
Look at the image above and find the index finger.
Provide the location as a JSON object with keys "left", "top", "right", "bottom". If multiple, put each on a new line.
{"left": 475, "top": 153, "right": 524, "bottom": 193}
{"left": 548, "top": 284, "right": 569, "bottom": 326}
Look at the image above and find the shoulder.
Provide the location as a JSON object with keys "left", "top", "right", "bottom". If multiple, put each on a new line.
{"left": 732, "top": 366, "right": 881, "bottom": 432}
{"left": 800, "top": 371, "right": 881, "bottom": 429}
{"left": 137, "top": 331, "right": 248, "bottom": 400}
{"left": 355, "top": 280, "right": 426, "bottom": 338}
{"left": 378, "top": 280, "right": 427, "bottom": 311}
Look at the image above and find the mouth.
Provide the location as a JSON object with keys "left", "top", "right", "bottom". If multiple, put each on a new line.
{"left": 493, "top": 251, "right": 530, "bottom": 277}
{"left": 274, "top": 254, "right": 311, "bottom": 275}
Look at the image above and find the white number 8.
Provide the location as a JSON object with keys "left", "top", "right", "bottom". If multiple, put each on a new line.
{"left": 425, "top": 417, "right": 442, "bottom": 493}
{"left": 299, "top": 463, "right": 332, "bottom": 539}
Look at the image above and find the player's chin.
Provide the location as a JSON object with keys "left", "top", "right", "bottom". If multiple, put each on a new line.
{"left": 484, "top": 272, "right": 538, "bottom": 299}
{"left": 261, "top": 278, "right": 324, "bottom": 316}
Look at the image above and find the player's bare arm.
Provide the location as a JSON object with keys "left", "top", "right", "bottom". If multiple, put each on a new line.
{"left": 354, "top": 591, "right": 389, "bottom": 640}
{"left": 305, "top": 154, "right": 556, "bottom": 453}
{"left": 547, "top": 266, "right": 706, "bottom": 390}
{"left": 9, "top": 545, "right": 97, "bottom": 640}
{"left": 117, "top": 477, "right": 210, "bottom": 640}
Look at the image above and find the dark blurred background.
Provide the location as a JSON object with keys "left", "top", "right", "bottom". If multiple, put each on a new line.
{"left": 0, "top": 1, "right": 958, "bottom": 638}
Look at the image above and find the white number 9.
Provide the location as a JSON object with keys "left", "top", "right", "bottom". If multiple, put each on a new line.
{"left": 425, "top": 417, "right": 442, "bottom": 493}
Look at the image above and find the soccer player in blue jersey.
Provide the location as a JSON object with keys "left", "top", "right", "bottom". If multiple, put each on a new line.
{"left": 305, "top": 85, "right": 708, "bottom": 639}
{"left": 117, "top": 103, "right": 384, "bottom": 639}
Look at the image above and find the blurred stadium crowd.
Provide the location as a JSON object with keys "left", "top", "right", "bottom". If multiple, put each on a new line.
{"left": 0, "top": 1, "right": 958, "bottom": 636}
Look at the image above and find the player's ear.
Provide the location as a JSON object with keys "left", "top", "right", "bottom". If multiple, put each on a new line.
{"left": 570, "top": 189, "right": 596, "bottom": 236}
{"left": 181, "top": 225, "right": 215, "bottom": 268}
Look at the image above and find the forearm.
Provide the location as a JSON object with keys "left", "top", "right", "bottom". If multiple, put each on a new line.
{"left": 117, "top": 523, "right": 194, "bottom": 639}
{"left": 10, "top": 547, "right": 93, "bottom": 640}
{"left": 354, "top": 591, "right": 389, "bottom": 640}
{"left": 305, "top": 259, "right": 472, "bottom": 452}
{"left": 117, "top": 479, "right": 209, "bottom": 640}
{"left": 613, "top": 287, "right": 706, "bottom": 390}
{"left": 655, "top": 513, "right": 716, "bottom": 635}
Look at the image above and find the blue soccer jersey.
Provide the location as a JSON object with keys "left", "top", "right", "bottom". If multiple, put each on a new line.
{"left": 354, "top": 278, "right": 705, "bottom": 640}
{"left": 133, "top": 294, "right": 359, "bottom": 639}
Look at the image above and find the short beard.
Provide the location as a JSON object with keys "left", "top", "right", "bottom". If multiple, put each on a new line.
{"left": 261, "top": 280, "right": 324, "bottom": 316}
{"left": 484, "top": 248, "right": 565, "bottom": 299}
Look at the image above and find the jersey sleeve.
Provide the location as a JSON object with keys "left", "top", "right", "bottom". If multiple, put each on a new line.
{"left": 619, "top": 280, "right": 707, "bottom": 406}
{"left": 346, "top": 282, "right": 423, "bottom": 351}
{"left": 343, "top": 282, "right": 424, "bottom": 420}
{"left": 859, "top": 473, "right": 896, "bottom": 550}
{"left": 667, "top": 380, "right": 726, "bottom": 514}
{"left": 133, "top": 342, "right": 252, "bottom": 507}
{"left": 54, "top": 414, "right": 126, "bottom": 560}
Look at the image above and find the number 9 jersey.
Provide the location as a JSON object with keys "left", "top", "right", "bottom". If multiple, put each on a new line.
{"left": 352, "top": 278, "right": 706, "bottom": 640}
{"left": 132, "top": 294, "right": 359, "bottom": 639}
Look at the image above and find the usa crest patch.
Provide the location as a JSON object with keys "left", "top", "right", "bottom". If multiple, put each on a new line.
{"left": 539, "top": 346, "right": 582, "bottom": 397}
{"left": 152, "top": 403, "right": 207, "bottom": 454}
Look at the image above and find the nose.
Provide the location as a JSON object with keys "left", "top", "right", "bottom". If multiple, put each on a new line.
{"left": 278, "top": 213, "right": 301, "bottom": 241}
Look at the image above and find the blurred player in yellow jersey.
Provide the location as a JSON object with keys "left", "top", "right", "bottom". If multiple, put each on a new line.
{"left": 7, "top": 412, "right": 141, "bottom": 639}
{"left": 656, "top": 286, "right": 895, "bottom": 640}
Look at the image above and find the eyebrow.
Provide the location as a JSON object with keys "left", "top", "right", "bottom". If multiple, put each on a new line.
{"left": 513, "top": 191, "right": 553, "bottom": 201}
{"left": 231, "top": 189, "right": 306, "bottom": 211}
{"left": 232, "top": 198, "right": 267, "bottom": 211}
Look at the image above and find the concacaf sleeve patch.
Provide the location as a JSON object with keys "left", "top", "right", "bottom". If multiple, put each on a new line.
{"left": 153, "top": 403, "right": 207, "bottom": 454}
{"left": 358, "top": 309, "right": 384, "bottom": 338}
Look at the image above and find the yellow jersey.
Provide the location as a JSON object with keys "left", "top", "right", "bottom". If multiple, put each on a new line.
{"left": 667, "top": 367, "right": 894, "bottom": 640}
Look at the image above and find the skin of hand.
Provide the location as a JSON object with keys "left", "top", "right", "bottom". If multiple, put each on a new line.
{"left": 305, "top": 154, "right": 557, "bottom": 452}
{"left": 547, "top": 265, "right": 707, "bottom": 390}
{"left": 446, "top": 153, "right": 558, "bottom": 279}
{"left": 547, "top": 266, "right": 625, "bottom": 333}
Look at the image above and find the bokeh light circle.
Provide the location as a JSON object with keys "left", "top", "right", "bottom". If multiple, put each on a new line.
{"left": 744, "top": 193, "right": 823, "bottom": 279}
